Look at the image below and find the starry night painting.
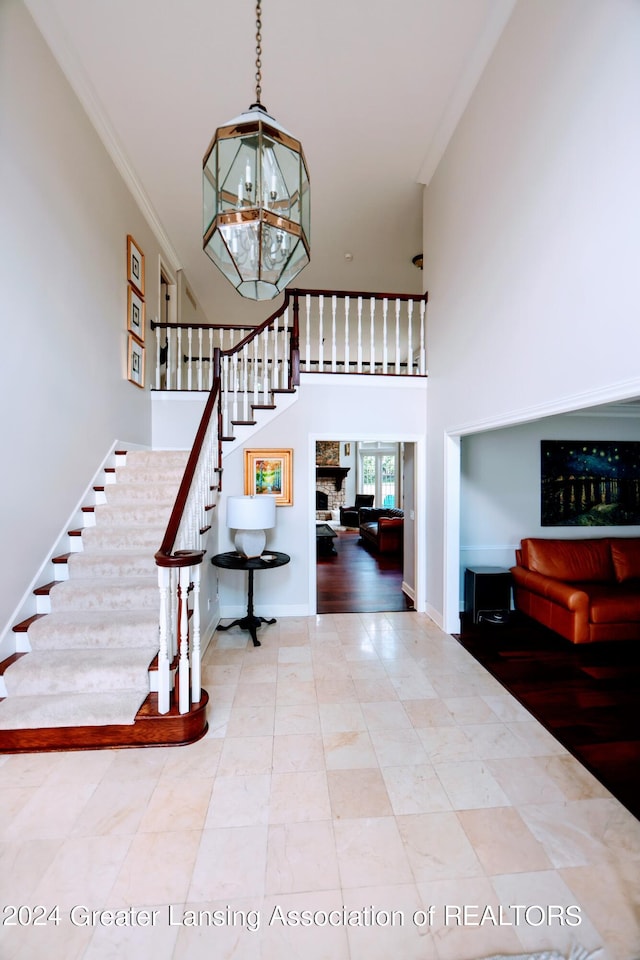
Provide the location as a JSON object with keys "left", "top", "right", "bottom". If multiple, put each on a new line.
{"left": 541, "top": 441, "right": 640, "bottom": 526}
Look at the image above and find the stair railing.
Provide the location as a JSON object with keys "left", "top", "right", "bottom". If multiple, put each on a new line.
{"left": 151, "top": 288, "right": 427, "bottom": 391}
{"left": 154, "top": 350, "right": 223, "bottom": 714}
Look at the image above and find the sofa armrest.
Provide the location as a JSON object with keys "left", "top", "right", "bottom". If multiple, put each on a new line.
{"left": 511, "top": 566, "right": 589, "bottom": 612}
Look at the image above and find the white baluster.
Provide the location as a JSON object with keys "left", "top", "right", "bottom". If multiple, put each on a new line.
{"left": 222, "top": 355, "right": 230, "bottom": 435}
{"left": 231, "top": 353, "right": 239, "bottom": 424}
{"left": 167, "top": 329, "right": 174, "bottom": 389}
{"left": 208, "top": 329, "right": 214, "bottom": 389}
{"left": 191, "top": 564, "right": 201, "bottom": 704}
{"left": 419, "top": 299, "right": 426, "bottom": 375}
{"left": 395, "top": 299, "right": 401, "bottom": 374}
{"left": 197, "top": 329, "right": 203, "bottom": 390}
{"left": 242, "top": 343, "right": 249, "bottom": 420}
{"left": 344, "top": 296, "right": 350, "bottom": 373}
{"left": 187, "top": 328, "right": 193, "bottom": 390}
{"left": 331, "top": 295, "right": 337, "bottom": 372}
{"left": 370, "top": 297, "right": 376, "bottom": 374}
{"left": 318, "top": 294, "right": 324, "bottom": 372}
{"left": 357, "top": 297, "right": 363, "bottom": 373}
{"left": 177, "top": 328, "right": 183, "bottom": 390}
{"left": 407, "top": 300, "right": 414, "bottom": 375}
{"left": 157, "top": 567, "right": 171, "bottom": 714}
{"left": 382, "top": 298, "right": 389, "bottom": 374}
{"left": 253, "top": 330, "right": 259, "bottom": 405}
{"left": 272, "top": 322, "right": 279, "bottom": 389}
{"left": 178, "top": 566, "right": 190, "bottom": 714}
{"left": 262, "top": 327, "right": 270, "bottom": 403}
{"left": 282, "top": 307, "right": 289, "bottom": 388}
{"left": 305, "top": 294, "right": 311, "bottom": 372}
{"left": 154, "top": 327, "right": 160, "bottom": 390}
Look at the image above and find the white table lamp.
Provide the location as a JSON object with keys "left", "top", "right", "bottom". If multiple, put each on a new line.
{"left": 227, "top": 495, "right": 276, "bottom": 558}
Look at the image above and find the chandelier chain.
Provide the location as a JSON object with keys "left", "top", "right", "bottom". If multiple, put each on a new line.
{"left": 255, "top": 0, "right": 262, "bottom": 105}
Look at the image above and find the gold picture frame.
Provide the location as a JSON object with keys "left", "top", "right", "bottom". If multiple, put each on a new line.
{"left": 244, "top": 448, "right": 293, "bottom": 506}
{"left": 126, "top": 234, "right": 145, "bottom": 296}
{"left": 127, "top": 334, "right": 145, "bottom": 389}
{"left": 127, "top": 282, "right": 145, "bottom": 342}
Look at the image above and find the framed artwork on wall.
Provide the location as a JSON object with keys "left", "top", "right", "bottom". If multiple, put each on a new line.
{"left": 541, "top": 440, "right": 640, "bottom": 526}
{"left": 126, "top": 234, "right": 145, "bottom": 296}
{"left": 127, "top": 334, "right": 145, "bottom": 389}
{"left": 244, "top": 448, "right": 293, "bottom": 506}
{"left": 127, "top": 283, "right": 145, "bottom": 342}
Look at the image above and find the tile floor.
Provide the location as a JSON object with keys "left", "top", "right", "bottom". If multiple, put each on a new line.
{"left": 1, "top": 612, "right": 639, "bottom": 960}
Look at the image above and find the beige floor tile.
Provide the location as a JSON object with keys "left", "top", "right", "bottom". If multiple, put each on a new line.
{"left": 540, "top": 754, "right": 613, "bottom": 801}
{"left": 171, "top": 898, "right": 262, "bottom": 960}
{"left": 205, "top": 774, "right": 271, "bottom": 828}
{"left": 260, "top": 890, "right": 351, "bottom": 959}
{"left": 82, "top": 903, "right": 180, "bottom": 959}
{"left": 403, "top": 698, "right": 456, "bottom": 729}
{"left": 327, "top": 768, "right": 393, "bottom": 818}
{"left": 0, "top": 915, "right": 92, "bottom": 960}
{"left": 0, "top": 837, "right": 61, "bottom": 902}
{"left": 277, "top": 645, "right": 312, "bottom": 663}
{"left": 353, "top": 677, "right": 400, "bottom": 701}
{"left": 484, "top": 756, "right": 567, "bottom": 805}
{"left": 276, "top": 661, "right": 314, "bottom": 681}
{"left": 381, "top": 657, "right": 420, "bottom": 677}
{"left": 507, "top": 719, "right": 569, "bottom": 756}
{"left": 269, "top": 771, "right": 331, "bottom": 823}
{"left": 33, "top": 834, "right": 133, "bottom": 910}
{"left": 71, "top": 779, "right": 156, "bottom": 837}
{"left": 225, "top": 704, "right": 275, "bottom": 737}
{"left": 361, "top": 700, "right": 412, "bottom": 730}
{"left": 188, "top": 826, "right": 268, "bottom": 902}
{"left": 457, "top": 806, "right": 553, "bottom": 874}
{"left": 315, "top": 676, "right": 358, "bottom": 703}
{"left": 382, "top": 764, "right": 452, "bottom": 815}
{"left": 346, "top": 659, "right": 389, "bottom": 679}
{"left": 275, "top": 679, "right": 317, "bottom": 705}
{"left": 265, "top": 820, "right": 340, "bottom": 893}
{"left": 560, "top": 860, "right": 640, "bottom": 959}
{"left": 233, "top": 681, "right": 277, "bottom": 707}
{"left": 319, "top": 701, "right": 367, "bottom": 733}
{"left": 442, "top": 695, "right": 501, "bottom": 724}
{"left": 323, "top": 730, "right": 378, "bottom": 769}
{"left": 390, "top": 674, "right": 439, "bottom": 700}
{"left": 519, "top": 797, "right": 638, "bottom": 868}
{"left": 433, "top": 760, "right": 511, "bottom": 809}
{"left": 461, "top": 721, "right": 533, "bottom": 759}
{"left": 217, "top": 736, "right": 273, "bottom": 776}
{"left": 239, "top": 662, "right": 279, "bottom": 684}
{"left": 0, "top": 781, "right": 96, "bottom": 841}
{"left": 272, "top": 733, "right": 325, "bottom": 773}
{"left": 417, "top": 726, "right": 476, "bottom": 763}
{"left": 342, "top": 883, "right": 438, "bottom": 960}
{"left": 370, "top": 727, "right": 430, "bottom": 767}
{"left": 159, "top": 737, "right": 222, "bottom": 780}
{"left": 396, "top": 812, "right": 484, "bottom": 882}
{"left": 274, "top": 703, "right": 321, "bottom": 736}
{"left": 334, "top": 816, "right": 414, "bottom": 888}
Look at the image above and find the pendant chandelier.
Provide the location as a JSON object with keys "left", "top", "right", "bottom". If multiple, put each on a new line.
{"left": 202, "top": 1, "right": 311, "bottom": 300}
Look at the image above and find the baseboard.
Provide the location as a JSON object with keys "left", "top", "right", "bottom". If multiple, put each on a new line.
{"left": 425, "top": 602, "right": 445, "bottom": 631}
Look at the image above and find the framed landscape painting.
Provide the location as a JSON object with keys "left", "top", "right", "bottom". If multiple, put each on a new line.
{"left": 244, "top": 448, "right": 293, "bottom": 506}
{"left": 541, "top": 440, "right": 640, "bottom": 526}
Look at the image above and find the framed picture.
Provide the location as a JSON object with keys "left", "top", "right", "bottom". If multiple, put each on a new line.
{"left": 244, "top": 448, "right": 293, "bottom": 506}
{"left": 126, "top": 234, "right": 145, "bottom": 296}
{"left": 127, "top": 334, "right": 145, "bottom": 389}
{"left": 127, "top": 283, "right": 145, "bottom": 342}
{"left": 541, "top": 440, "right": 640, "bottom": 526}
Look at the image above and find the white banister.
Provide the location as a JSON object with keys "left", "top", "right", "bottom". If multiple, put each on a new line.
{"left": 382, "top": 297, "right": 388, "bottom": 374}
{"left": 395, "top": 298, "right": 401, "bottom": 374}
{"left": 318, "top": 294, "right": 325, "bottom": 372}
{"left": 344, "top": 296, "right": 350, "bottom": 373}
{"left": 305, "top": 294, "right": 311, "bottom": 372}
{"left": 331, "top": 295, "right": 337, "bottom": 372}
{"left": 356, "top": 296, "right": 363, "bottom": 373}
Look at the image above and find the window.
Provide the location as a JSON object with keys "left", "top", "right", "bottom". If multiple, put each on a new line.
{"left": 358, "top": 442, "right": 400, "bottom": 507}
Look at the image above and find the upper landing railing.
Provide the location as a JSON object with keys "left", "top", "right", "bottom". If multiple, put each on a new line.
{"left": 150, "top": 287, "right": 428, "bottom": 394}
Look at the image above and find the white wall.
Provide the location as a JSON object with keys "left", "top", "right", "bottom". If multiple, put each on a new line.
{"left": 214, "top": 375, "right": 427, "bottom": 617}
{"left": 0, "top": 0, "right": 173, "bottom": 637}
{"left": 460, "top": 410, "right": 640, "bottom": 591}
{"left": 423, "top": 0, "right": 640, "bottom": 629}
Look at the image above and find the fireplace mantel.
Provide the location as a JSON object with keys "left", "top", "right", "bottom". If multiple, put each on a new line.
{"left": 316, "top": 466, "right": 350, "bottom": 491}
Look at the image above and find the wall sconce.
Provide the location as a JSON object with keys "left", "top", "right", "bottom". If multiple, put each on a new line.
{"left": 227, "top": 495, "right": 276, "bottom": 558}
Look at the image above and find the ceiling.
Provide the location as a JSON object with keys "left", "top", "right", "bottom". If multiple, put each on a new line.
{"left": 25, "top": 0, "right": 516, "bottom": 326}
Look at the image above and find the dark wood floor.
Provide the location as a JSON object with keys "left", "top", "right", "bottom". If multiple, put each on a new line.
{"left": 316, "top": 528, "right": 412, "bottom": 614}
{"left": 455, "top": 612, "right": 640, "bottom": 821}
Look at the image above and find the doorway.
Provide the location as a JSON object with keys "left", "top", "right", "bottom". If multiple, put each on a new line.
{"left": 315, "top": 439, "right": 415, "bottom": 614}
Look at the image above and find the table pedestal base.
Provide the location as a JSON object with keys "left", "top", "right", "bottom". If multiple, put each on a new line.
{"left": 216, "top": 614, "right": 276, "bottom": 647}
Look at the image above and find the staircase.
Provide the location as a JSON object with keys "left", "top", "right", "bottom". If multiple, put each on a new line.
{"left": 0, "top": 450, "right": 209, "bottom": 752}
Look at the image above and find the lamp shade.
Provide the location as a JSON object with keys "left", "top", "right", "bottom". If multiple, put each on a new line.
{"left": 227, "top": 495, "right": 276, "bottom": 530}
{"left": 227, "top": 495, "right": 276, "bottom": 557}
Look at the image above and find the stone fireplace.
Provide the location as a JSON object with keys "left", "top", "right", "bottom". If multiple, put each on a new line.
{"left": 316, "top": 441, "right": 349, "bottom": 518}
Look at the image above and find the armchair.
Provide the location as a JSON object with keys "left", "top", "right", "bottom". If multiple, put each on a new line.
{"left": 340, "top": 494, "right": 374, "bottom": 528}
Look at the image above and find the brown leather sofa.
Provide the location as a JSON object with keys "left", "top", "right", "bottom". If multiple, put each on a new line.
{"left": 359, "top": 507, "right": 404, "bottom": 554}
{"left": 511, "top": 537, "right": 640, "bottom": 643}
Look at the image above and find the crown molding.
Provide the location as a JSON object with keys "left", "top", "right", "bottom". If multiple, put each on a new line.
{"left": 23, "top": 0, "right": 182, "bottom": 272}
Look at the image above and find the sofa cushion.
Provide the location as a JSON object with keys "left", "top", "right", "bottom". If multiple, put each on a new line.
{"left": 610, "top": 538, "right": 640, "bottom": 583}
{"left": 521, "top": 538, "right": 614, "bottom": 583}
{"left": 587, "top": 585, "right": 640, "bottom": 624}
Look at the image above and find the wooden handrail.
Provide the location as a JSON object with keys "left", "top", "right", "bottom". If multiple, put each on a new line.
{"left": 289, "top": 287, "right": 428, "bottom": 303}
{"left": 154, "top": 349, "right": 222, "bottom": 568}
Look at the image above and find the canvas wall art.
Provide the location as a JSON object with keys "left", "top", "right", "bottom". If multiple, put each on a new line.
{"left": 541, "top": 440, "right": 640, "bottom": 526}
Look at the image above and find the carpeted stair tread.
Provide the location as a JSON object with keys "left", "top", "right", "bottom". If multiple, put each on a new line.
{"left": 3, "top": 647, "right": 157, "bottom": 696}
{"left": 93, "top": 502, "right": 173, "bottom": 527}
{"left": 25, "top": 609, "right": 159, "bottom": 650}
{"left": 79, "top": 526, "right": 166, "bottom": 551}
{"left": 103, "top": 481, "right": 182, "bottom": 505}
{"left": 48, "top": 577, "right": 158, "bottom": 612}
{"left": 0, "top": 691, "right": 149, "bottom": 729}
{"left": 66, "top": 550, "right": 157, "bottom": 577}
